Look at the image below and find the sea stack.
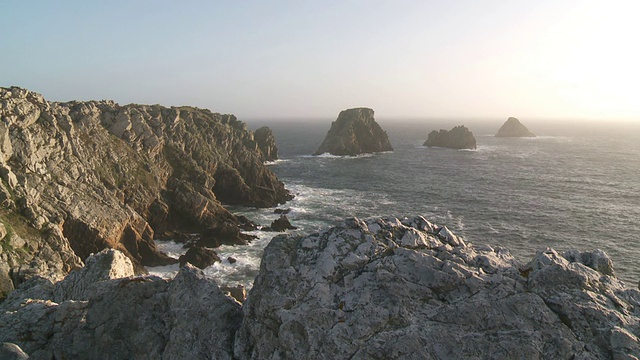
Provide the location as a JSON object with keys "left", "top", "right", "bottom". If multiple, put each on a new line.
{"left": 496, "top": 117, "right": 536, "bottom": 137}
{"left": 423, "top": 125, "right": 476, "bottom": 149}
{"left": 314, "top": 108, "right": 393, "bottom": 156}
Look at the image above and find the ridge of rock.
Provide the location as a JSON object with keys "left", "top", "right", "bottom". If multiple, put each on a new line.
{"left": 1, "top": 218, "right": 639, "bottom": 358}
{"left": 423, "top": 125, "right": 477, "bottom": 149}
{"left": 0, "top": 86, "right": 291, "bottom": 288}
{"left": 496, "top": 117, "right": 536, "bottom": 137}
{"left": 314, "top": 108, "right": 393, "bottom": 156}
{"left": 235, "top": 216, "right": 640, "bottom": 359}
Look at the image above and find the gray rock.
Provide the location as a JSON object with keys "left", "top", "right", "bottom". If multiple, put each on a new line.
{"left": 424, "top": 125, "right": 476, "bottom": 149}
{"left": 0, "top": 342, "right": 29, "bottom": 360}
{"left": 235, "top": 216, "right": 640, "bottom": 359}
{"left": 0, "top": 250, "right": 242, "bottom": 359}
{"left": 496, "top": 117, "right": 536, "bottom": 137}
{"left": 314, "top": 108, "right": 393, "bottom": 156}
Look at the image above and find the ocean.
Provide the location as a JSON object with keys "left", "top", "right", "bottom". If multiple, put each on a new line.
{"left": 149, "top": 119, "right": 640, "bottom": 289}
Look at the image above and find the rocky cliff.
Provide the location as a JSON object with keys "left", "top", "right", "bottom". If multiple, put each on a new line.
{"left": 496, "top": 117, "right": 536, "bottom": 137}
{"left": 314, "top": 108, "right": 393, "bottom": 156}
{"left": 424, "top": 125, "right": 477, "bottom": 149}
{"left": 2, "top": 217, "right": 638, "bottom": 359}
{"left": 0, "top": 86, "right": 291, "bottom": 293}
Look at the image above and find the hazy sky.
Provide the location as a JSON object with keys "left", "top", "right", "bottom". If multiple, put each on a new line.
{"left": 1, "top": 1, "right": 638, "bottom": 121}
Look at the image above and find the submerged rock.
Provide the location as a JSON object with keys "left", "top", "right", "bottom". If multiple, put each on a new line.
{"left": 424, "top": 125, "right": 477, "bottom": 149}
{"left": 179, "top": 247, "right": 221, "bottom": 269}
{"left": 263, "top": 215, "right": 297, "bottom": 232}
{"left": 496, "top": 117, "right": 536, "bottom": 137}
{"left": 314, "top": 108, "right": 393, "bottom": 156}
{"left": 0, "top": 250, "right": 242, "bottom": 359}
{"left": 235, "top": 216, "right": 640, "bottom": 359}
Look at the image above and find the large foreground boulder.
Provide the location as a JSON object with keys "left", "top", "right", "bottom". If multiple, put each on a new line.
{"left": 0, "top": 250, "right": 242, "bottom": 359}
{"left": 235, "top": 216, "right": 640, "bottom": 359}
{"left": 496, "top": 117, "right": 536, "bottom": 137}
{"left": 314, "top": 108, "right": 393, "bottom": 156}
{"left": 424, "top": 125, "right": 476, "bottom": 149}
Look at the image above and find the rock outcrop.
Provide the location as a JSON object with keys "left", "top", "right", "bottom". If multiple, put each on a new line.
{"left": 314, "top": 108, "right": 393, "bottom": 156}
{"left": 424, "top": 125, "right": 477, "bottom": 149}
{"left": 496, "top": 117, "right": 536, "bottom": 137}
{"left": 2, "top": 217, "right": 640, "bottom": 359}
{"left": 0, "top": 249, "right": 242, "bottom": 359}
{"left": 235, "top": 216, "right": 640, "bottom": 359}
{"left": 263, "top": 215, "right": 297, "bottom": 232}
{"left": 179, "top": 247, "right": 221, "bottom": 269}
{"left": 254, "top": 126, "right": 278, "bottom": 162}
{"left": 0, "top": 86, "right": 291, "bottom": 287}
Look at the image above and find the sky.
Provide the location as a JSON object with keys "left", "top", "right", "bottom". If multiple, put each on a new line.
{"left": 1, "top": 1, "right": 639, "bottom": 121}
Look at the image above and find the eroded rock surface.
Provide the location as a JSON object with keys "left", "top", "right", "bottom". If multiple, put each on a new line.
{"left": 235, "top": 216, "right": 640, "bottom": 359}
{"left": 0, "top": 249, "right": 242, "bottom": 359}
{"left": 496, "top": 117, "right": 536, "bottom": 137}
{"left": 424, "top": 125, "right": 476, "bottom": 149}
{"left": 0, "top": 86, "right": 290, "bottom": 287}
{"left": 314, "top": 108, "right": 393, "bottom": 156}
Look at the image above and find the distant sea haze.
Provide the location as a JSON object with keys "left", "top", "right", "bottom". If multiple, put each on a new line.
{"left": 153, "top": 119, "right": 640, "bottom": 288}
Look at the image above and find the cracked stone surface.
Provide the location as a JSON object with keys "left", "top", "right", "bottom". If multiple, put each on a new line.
{"left": 0, "top": 249, "right": 242, "bottom": 359}
{"left": 235, "top": 216, "right": 640, "bottom": 359}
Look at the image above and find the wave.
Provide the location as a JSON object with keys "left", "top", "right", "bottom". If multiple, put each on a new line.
{"left": 264, "top": 159, "right": 289, "bottom": 165}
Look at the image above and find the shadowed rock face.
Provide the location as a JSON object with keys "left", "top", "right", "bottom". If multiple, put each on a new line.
{"left": 235, "top": 216, "right": 640, "bottom": 359}
{"left": 0, "top": 86, "right": 291, "bottom": 283}
{"left": 314, "top": 108, "right": 393, "bottom": 156}
{"left": 496, "top": 117, "right": 536, "bottom": 137}
{"left": 424, "top": 125, "right": 476, "bottom": 149}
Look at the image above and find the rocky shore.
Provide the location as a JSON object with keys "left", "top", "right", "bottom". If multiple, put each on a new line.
{"left": 0, "top": 86, "right": 291, "bottom": 295}
{"left": 2, "top": 216, "right": 638, "bottom": 359}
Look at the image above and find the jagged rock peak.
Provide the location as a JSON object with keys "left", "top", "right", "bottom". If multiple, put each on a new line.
{"left": 314, "top": 108, "right": 393, "bottom": 156}
{"left": 235, "top": 216, "right": 640, "bottom": 359}
{"left": 496, "top": 117, "right": 536, "bottom": 137}
{"left": 423, "top": 125, "right": 476, "bottom": 149}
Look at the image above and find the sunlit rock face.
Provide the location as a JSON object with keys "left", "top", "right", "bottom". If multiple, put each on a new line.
{"left": 0, "top": 86, "right": 291, "bottom": 285}
{"left": 314, "top": 108, "right": 393, "bottom": 156}
{"left": 424, "top": 125, "right": 477, "bottom": 149}
{"left": 496, "top": 117, "right": 536, "bottom": 137}
{"left": 235, "top": 216, "right": 640, "bottom": 359}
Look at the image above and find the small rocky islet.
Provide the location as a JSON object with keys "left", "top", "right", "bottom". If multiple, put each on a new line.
{"left": 424, "top": 125, "right": 477, "bottom": 150}
{"left": 1, "top": 88, "right": 639, "bottom": 358}
{"left": 496, "top": 117, "right": 536, "bottom": 137}
{"left": 314, "top": 107, "right": 393, "bottom": 156}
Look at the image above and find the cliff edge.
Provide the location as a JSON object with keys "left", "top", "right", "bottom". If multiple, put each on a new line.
{"left": 314, "top": 108, "right": 393, "bottom": 156}
{"left": 0, "top": 86, "right": 291, "bottom": 292}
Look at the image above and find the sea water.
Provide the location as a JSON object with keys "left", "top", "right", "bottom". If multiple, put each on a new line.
{"left": 150, "top": 119, "right": 640, "bottom": 288}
